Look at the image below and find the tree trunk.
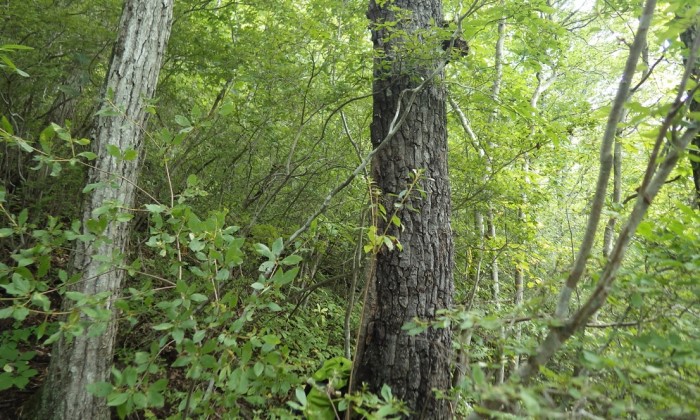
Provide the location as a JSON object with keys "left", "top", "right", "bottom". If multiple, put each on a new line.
{"left": 353, "top": 0, "right": 454, "bottom": 417}
{"left": 513, "top": 70, "right": 555, "bottom": 367}
{"left": 33, "top": 1, "right": 173, "bottom": 419}
{"left": 487, "top": 13, "right": 506, "bottom": 386}
{"left": 602, "top": 137, "right": 622, "bottom": 257}
{"left": 681, "top": 22, "right": 700, "bottom": 209}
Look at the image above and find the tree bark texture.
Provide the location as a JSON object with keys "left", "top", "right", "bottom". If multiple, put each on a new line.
{"left": 354, "top": 0, "right": 454, "bottom": 418}
{"left": 34, "top": 1, "right": 173, "bottom": 419}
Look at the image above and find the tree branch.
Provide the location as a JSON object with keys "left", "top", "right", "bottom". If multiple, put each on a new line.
{"left": 554, "top": 0, "right": 657, "bottom": 319}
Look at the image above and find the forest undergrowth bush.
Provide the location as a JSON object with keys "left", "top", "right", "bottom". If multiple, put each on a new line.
{"left": 0, "top": 121, "right": 407, "bottom": 419}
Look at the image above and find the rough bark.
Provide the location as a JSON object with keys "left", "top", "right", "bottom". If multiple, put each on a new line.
{"left": 353, "top": 0, "right": 454, "bottom": 417}
{"left": 32, "top": 1, "right": 173, "bottom": 419}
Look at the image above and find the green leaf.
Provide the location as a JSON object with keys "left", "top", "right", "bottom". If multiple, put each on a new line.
{"left": 188, "top": 238, "right": 205, "bottom": 252}
{"left": 44, "top": 332, "right": 61, "bottom": 345}
{"left": 267, "top": 302, "right": 282, "bottom": 311}
{"left": 78, "top": 152, "right": 97, "bottom": 160}
{"left": 215, "top": 269, "right": 230, "bottom": 281}
{"left": 2, "top": 275, "right": 31, "bottom": 295}
{"left": 0, "top": 115, "right": 14, "bottom": 135}
{"left": 148, "top": 385, "right": 165, "bottom": 407}
{"left": 218, "top": 102, "right": 235, "bottom": 116}
{"left": 520, "top": 389, "right": 540, "bottom": 412}
{"left": 15, "top": 137, "right": 33, "bottom": 152}
{"left": 472, "top": 364, "right": 485, "bottom": 387}
{"left": 82, "top": 183, "right": 100, "bottom": 193}
{"left": 192, "top": 330, "right": 206, "bottom": 343}
{"left": 0, "top": 228, "right": 13, "bottom": 238}
{"left": 12, "top": 307, "right": 29, "bottom": 321}
{"left": 1, "top": 44, "right": 34, "bottom": 51}
{"left": 271, "top": 238, "right": 284, "bottom": 256}
{"left": 0, "top": 307, "right": 14, "bottom": 319}
{"left": 122, "top": 148, "right": 138, "bottom": 161}
{"left": 172, "top": 329, "right": 184, "bottom": 344}
{"left": 107, "top": 392, "right": 129, "bottom": 406}
{"left": 152, "top": 323, "right": 173, "bottom": 331}
{"left": 115, "top": 213, "right": 133, "bottom": 222}
{"left": 174, "top": 115, "right": 190, "bottom": 127}
{"left": 254, "top": 361, "right": 264, "bottom": 377}
{"left": 295, "top": 386, "right": 307, "bottom": 406}
{"left": 186, "top": 174, "right": 199, "bottom": 187}
{"left": 280, "top": 254, "right": 302, "bottom": 266}
{"left": 106, "top": 144, "right": 121, "bottom": 158}
{"left": 383, "top": 236, "right": 394, "bottom": 251}
{"left": 0, "top": 373, "right": 14, "bottom": 391}
{"left": 376, "top": 404, "right": 396, "bottom": 417}
{"left": 190, "top": 293, "right": 208, "bottom": 302}
{"left": 87, "top": 381, "right": 113, "bottom": 397}
{"left": 18, "top": 209, "right": 27, "bottom": 226}
{"left": 380, "top": 384, "right": 392, "bottom": 400}
{"left": 254, "top": 243, "right": 274, "bottom": 259}
{"left": 272, "top": 266, "right": 299, "bottom": 287}
{"left": 65, "top": 291, "right": 85, "bottom": 302}
{"left": 132, "top": 392, "right": 147, "bottom": 409}
{"left": 145, "top": 204, "right": 166, "bottom": 213}
{"left": 172, "top": 356, "right": 191, "bottom": 368}
{"left": 31, "top": 293, "right": 51, "bottom": 311}
{"left": 123, "top": 367, "right": 137, "bottom": 387}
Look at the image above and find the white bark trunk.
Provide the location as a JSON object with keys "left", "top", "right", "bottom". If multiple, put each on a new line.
{"left": 489, "top": 13, "right": 506, "bottom": 386}
{"left": 34, "top": 1, "right": 173, "bottom": 419}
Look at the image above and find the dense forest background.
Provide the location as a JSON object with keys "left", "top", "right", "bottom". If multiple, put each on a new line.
{"left": 1, "top": 0, "right": 699, "bottom": 418}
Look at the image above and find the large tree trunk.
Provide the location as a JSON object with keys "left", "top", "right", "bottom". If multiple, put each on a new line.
{"left": 352, "top": 0, "right": 454, "bottom": 417}
{"left": 33, "top": 1, "right": 173, "bottom": 419}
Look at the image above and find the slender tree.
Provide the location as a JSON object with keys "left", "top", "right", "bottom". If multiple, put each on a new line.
{"left": 681, "top": 20, "right": 700, "bottom": 208}
{"left": 33, "top": 1, "right": 173, "bottom": 418}
{"left": 517, "top": 0, "right": 700, "bottom": 384}
{"left": 352, "top": 0, "right": 455, "bottom": 417}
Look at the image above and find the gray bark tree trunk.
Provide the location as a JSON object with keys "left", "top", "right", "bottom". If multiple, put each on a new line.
{"left": 352, "top": 0, "right": 454, "bottom": 417}
{"left": 602, "top": 138, "right": 622, "bottom": 257}
{"left": 32, "top": 1, "right": 173, "bottom": 419}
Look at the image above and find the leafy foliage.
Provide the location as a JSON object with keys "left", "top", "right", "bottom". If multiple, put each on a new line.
{"left": 1, "top": 0, "right": 700, "bottom": 418}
